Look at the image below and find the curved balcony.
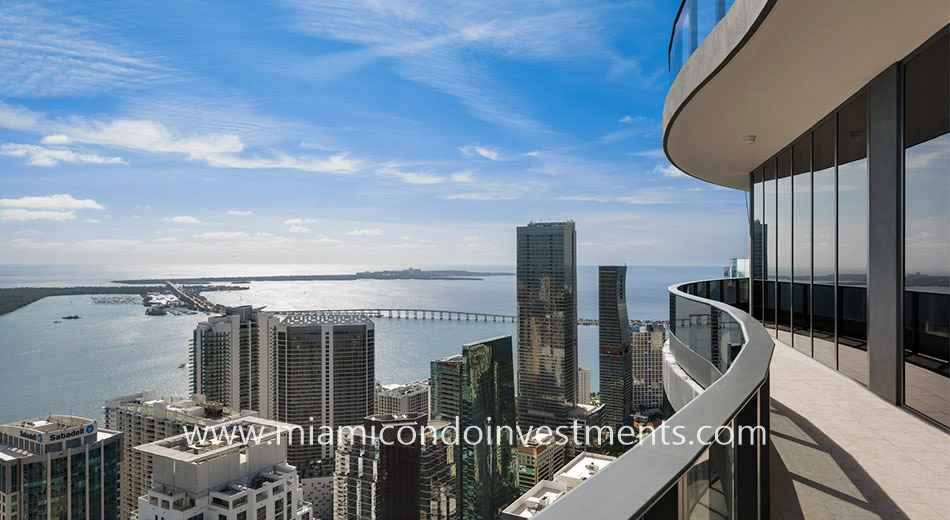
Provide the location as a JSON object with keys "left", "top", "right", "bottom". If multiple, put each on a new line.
{"left": 662, "top": 0, "right": 948, "bottom": 189}
{"left": 535, "top": 278, "right": 773, "bottom": 519}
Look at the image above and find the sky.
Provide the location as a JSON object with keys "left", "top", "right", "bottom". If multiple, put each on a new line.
{"left": 0, "top": 0, "right": 749, "bottom": 267}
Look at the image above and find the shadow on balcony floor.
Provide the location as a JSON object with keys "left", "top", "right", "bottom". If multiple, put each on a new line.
{"left": 771, "top": 398, "right": 910, "bottom": 519}
{"left": 768, "top": 340, "right": 950, "bottom": 519}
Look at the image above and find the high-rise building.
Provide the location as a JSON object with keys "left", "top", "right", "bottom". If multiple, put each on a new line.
{"left": 429, "top": 355, "right": 462, "bottom": 422}
{"left": 375, "top": 380, "right": 429, "bottom": 416}
{"left": 333, "top": 414, "right": 456, "bottom": 520}
{"left": 103, "top": 391, "right": 253, "bottom": 519}
{"left": 134, "top": 417, "right": 312, "bottom": 520}
{"left": 575, "top": 367, "right": 591, "bottom": 405}
{"left": 724, "top": 257, "right": 751, "bottom": 278}
{"left": 516, "top": 221, "right": 578, "bottom": 430}
{"left": 0, "top": 415, "right": 121, "bottom": 520}
{"left": 516, "top": 431, "right": 565, "bottom": 493}
{"left": 459, "top": 336, "right": 518, "bottom": 520}
{"left": 190, "top": 305, "right": 268, "bottom": 415}
{"left": 263, "top": 313, "right": 375, "bottom": 480}
{"left": 630, "top": 325, "right": 666, "bottom": 413}
{"left": 598, "top": 265, "right": 633, "bottom": 426}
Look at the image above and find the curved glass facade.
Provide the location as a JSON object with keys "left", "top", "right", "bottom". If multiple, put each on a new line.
{"left": 669, "top": 0, "right": 737, "bottom": 80}
{"left": 750, "top": 28, "right": 949, "bottom": 427}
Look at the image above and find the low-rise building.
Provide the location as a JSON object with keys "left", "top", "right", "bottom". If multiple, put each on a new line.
{"left": 375, "top": 380, "right": 429, "bottom": 416}
{"left": 501, "top": 452, "right": 616, "bottom": 519}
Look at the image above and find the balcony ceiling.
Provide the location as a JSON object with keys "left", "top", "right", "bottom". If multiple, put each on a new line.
{"left": 663, "top": 0, "right": 949, "bottom": 190}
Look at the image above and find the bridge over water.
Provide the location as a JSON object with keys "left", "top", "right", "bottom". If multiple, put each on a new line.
{"left": 276, "top": 308, "right": 517, "bottom": 322}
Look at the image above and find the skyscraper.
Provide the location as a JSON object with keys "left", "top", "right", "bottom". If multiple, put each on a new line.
{"left": 459, "top": 336, "right": 518, "bottom": 520}
{"left": 576, "top": 367, "right": 591, "bottom": 405}
{"left": 0, "top": 415, "right": 121, "bottom": 520}
{"left": 429, "top": 355, "right": 463, "bottom": 421}
{"left": 333, "top": 414, "right": 457, "bottom": 520}
{"left": 630, "top": 325, "right": 666, "bottom": 412}
{"left": 598, "top": 265, "right": 633, "bottom": 426}
{"left": 263, "top": 313, "right": 375, "bottom": 479}
{"left": 190, "top": 305, "right": 267, "bottom": 414}
{"left": 516, "top": 221, "right": 578, "bottom": 430}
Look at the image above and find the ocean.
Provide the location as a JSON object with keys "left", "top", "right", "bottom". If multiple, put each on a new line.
{"left": 0, "top": 264, "right": 721, "bottom": 423}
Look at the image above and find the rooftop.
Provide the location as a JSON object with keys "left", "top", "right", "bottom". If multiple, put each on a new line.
{"left": 271, "top": 312, "right": 374, "bottom": 327}
{"left": 134, "top": 417, "right": 288, "bottom": 463}
{"left": 502, "top": 480, "right": 568, "bottom": 518}
{"left": 554, "top": 452, "right": 616, "bottom": 487}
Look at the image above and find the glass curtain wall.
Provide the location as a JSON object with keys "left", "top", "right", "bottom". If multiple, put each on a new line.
{"left": 752, "top": 169, "right": 764, "bottom": 320}
{"left": 777, "top": 149, "right": 793, "bottom": 346}
{"left": 903, "top": 31, "right": 949, "bottom": 427}
{"left": 764, "top": 160, "right": 777, "bottom": 328}
{"left": 812, "top": 118, "right": 837, "bottom": 369}
{"left": 792, "top": 136, "right": 812, "bottom": 356}
{"left": 836, "top": 94, "right": 869, "bottom": 385}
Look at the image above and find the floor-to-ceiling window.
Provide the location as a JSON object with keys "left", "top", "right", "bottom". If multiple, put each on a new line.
{"left": 812, "top": 117, "right": 837, "bottom": 369}
{"left": 777, "top": 148, "right": 793, "bottom": 346}
{"left": 764, "top": 160, "right": 777, "bottom": 328}
{"left": 837, "top": 93, "right": 869, "bottom": 385}
{"left": 792, "top": 136, "right": 812, "bottom": 356}
{"left": 903, "top": 30, "right": 949, "bottom": 427}
{"left": 753, "top": 168, "right": 765, "bottom": 321}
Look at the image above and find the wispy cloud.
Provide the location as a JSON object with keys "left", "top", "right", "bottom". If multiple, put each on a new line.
{"left": 346, "top": 228, "right": 382, "bottom": 236}
{"left": 459, "top": 144, "right": 500, "bottom": 161}
{"left": 654, "top": 163, "right": 687, "bottom": 178}
{"left": 284, "top": 218, "right": 317, "bottom": 225}
{"left": 287, "top": 225, "right": 311, "bottom": 233}
{"left": 450, "top": 170, "right": 474, "bottom": 183}
{"left": 630, "top": 148, "right": 665, "bottom": 158}
{"left": 0, "top": 143, "right": 125, "bottom": 166}
{"left": 0, "top": 2, "right": 170, "bottom": 97}
{"left": 599, "top": 115, "right": 655, "bottom": 144}
{"left": 226, "top": 210, "right": 253, "bottom": 216}
{"left": 0, "top": 209, "right": 75, "bottom": 221}
{"left": 163, "top": 215, "right": 203, "bottom": 224}
{"left": 0, "top": 194, "right": 104, "bottom": 211}
{"left": 439, "top": 192, "right": 517, "bottom": 201}
{"left": 196, "top": 231, "right": 250, "bottom": 239}
{"left": 375, "top": 165, "right": 445, "bottom": 185}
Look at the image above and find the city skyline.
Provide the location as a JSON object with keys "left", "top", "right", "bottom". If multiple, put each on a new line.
{"left": 0, "top": 1, "right": 748, "bottom": 267}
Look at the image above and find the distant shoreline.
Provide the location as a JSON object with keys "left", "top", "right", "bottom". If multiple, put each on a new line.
{"left": 111, "top": 269, "right": 514, "bottom": 285}
{"left": 0, "top": 286, "right": 166, "bottom": 316}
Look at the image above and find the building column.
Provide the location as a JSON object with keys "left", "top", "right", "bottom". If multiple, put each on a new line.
{"left": 867, "top": 62, "right": 903, "bottom": 405}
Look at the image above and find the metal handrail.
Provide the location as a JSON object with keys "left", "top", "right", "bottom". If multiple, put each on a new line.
{"left": 535, "top": 278, "right": 773, "bottom": 519}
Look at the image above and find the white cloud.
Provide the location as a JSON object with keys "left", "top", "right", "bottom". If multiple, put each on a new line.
{"left": 630, "top": 148, "right": 666, "bottom": 158}
{"left": 654, "top": 164, "right": 687, "bottom": 178}
{"left": 618, "top": 115, "right": 634, "bottom": 123}
{"left": 450, "top": 170, "right": 474, "bottom": 183}
{"left": 346, "top": 228, "right": 382, "bottom": 236}
{"left": 196, "top": 231, "right": 250, "bottom": 239}
{"left": 284, "top": 218, "right": 317, "bottom": 224}
{"left": 376, "top": 165, "right": 444, "bottom": 184}
{"left": 600, "top": 115, "right": 654, "bottom": 143}
{"left": 226, "top": 210, "right": 253, "bottom": 216}
{"left": 82, "top": 218, "right": 101, "bottom": 223}
{"left": 0, "top": 194, "right": 104, "bottom": 210}
{"left": 0, "top": 209, "right": 75, "bottom": 221}
{"left": 439, "top": 192, "right": 517, "bottom": 201}
{"left": 0, "top": 143, "right": 125, "bottom": 167}
{"left": 163, "top": 215, "right": 203, "bottom": 224}
{"left": 524, "top": 150, "right": 542, "bottom": 157}
{"left": 14, "top": 229, "right": 41, "bottom": 235}
{"left": 555, "top": 195, "right": 611, "bottom": 202}
{"left": 616, "top": 189, "right": 673, "bottom": 205}
{"left": 287, "top": 225, "right": 311, "bottom": 233}
{"left": 459, "top": 144, "right": 501, "bottom": 160}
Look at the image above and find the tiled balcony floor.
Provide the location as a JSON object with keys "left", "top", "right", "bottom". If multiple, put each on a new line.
{"left": 769, "top": 338, "right": 950, "bottom": 519}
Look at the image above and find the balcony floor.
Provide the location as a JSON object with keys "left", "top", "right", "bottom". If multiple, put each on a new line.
{"left": 769, "top": 338, "right": 950, "bottom": 519}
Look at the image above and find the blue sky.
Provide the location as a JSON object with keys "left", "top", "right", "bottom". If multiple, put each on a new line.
{"left": 0, "top": 1, "right": 748, "bottom": 267}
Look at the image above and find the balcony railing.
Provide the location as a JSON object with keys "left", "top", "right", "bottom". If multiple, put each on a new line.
{"left": 535, "top": 278, "right": 773, "bottom": 519}
{"left": 669, "top": 0, "right": 737, "bottom": 80}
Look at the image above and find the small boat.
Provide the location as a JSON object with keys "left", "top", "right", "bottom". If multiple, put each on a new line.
{"left": 53, "top": 320, "right": 62, "bottom": 323}
{"left": 178, "top": 363, "right": 186, "bottom": 369}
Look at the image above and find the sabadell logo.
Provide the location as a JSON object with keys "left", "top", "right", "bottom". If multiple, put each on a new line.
{"left": 37, "top": 434, "right": 42, "bottom": 443}
{"left": 86, "top": 425, "right": 95, "bottom": 434}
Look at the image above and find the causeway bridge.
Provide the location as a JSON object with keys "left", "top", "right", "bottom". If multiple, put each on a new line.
{"left": 277, "top": 308, "right": 517, "bottom": 322}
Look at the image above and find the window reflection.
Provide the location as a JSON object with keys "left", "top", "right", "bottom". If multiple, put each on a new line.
{"left": 812, "top": 118, "right": 836, "bottom": 368}
{"left": 837, "top": 94, "right": 868, "bottom": 385}
{"left": 764, "top": 160, "right": 776, "bottom": 327}
{"left": 753, "top": 169, "right": 765, "bottom": 321}
{"left": 903, "top": 31, "right": 949, "bottom": 427}
{"left": 792, "top": 136, "right": 812, "bottom": 356}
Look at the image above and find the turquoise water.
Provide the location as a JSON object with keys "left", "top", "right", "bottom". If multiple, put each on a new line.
{"left": 0, "top": 265, "right": 721, "bottom": 423}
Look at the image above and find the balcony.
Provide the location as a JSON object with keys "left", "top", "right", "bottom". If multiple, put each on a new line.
{"left": 534, "top": 278, "right": 950, "bottom": 518}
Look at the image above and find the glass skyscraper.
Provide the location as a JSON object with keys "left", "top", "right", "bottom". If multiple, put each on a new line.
{"left": 598, "top": 266, "right": 632, "bottom": 426}
{"left": 459, "top": 336, "right": 518, "bottom": 520}
{"left": 516, "top": 221, "right": 578, "bottom": 430}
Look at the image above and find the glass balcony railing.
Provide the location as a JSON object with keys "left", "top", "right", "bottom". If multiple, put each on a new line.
{"left": 535, "top": 278, "right": 773, "bottom": 519}
{"left": 669, "top": 0, "right": 737, "bottom": 80}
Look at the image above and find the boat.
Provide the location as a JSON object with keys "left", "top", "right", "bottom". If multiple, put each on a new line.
{"left": 145, "top": 306, "right": 167, "bottom": 316}
{"left": 178, "top": 363, "right": 186, "bottom": 369}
